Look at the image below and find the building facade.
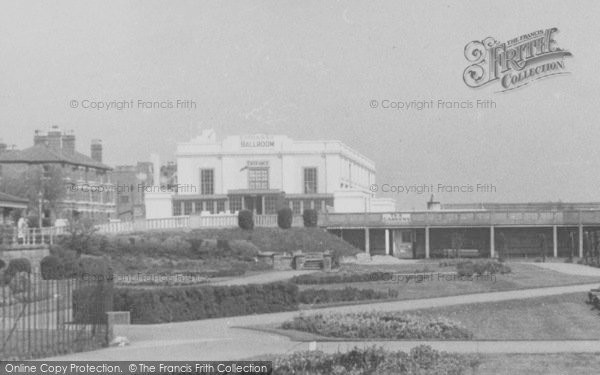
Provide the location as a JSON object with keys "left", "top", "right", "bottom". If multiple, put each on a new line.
{"left": 111, "top": 162, "right": 154, "bottom": 220}
{"left": 0, "top": 126, "right": 116, "bottom": 223}
{"left": 169, "top": 130, "right": 380, "bottom": 216}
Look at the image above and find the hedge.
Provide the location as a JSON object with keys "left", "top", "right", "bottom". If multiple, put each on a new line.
{"left": 40, "top": 255, "right": 63, "bottom": 280}
{"left": 113, "top": 281, "right": 299, "bottom": 323}
{"left": 456, "top": 260, "right": 511, "bottom": 277}
{"left": 298, "top": 287, "right": 398, "bottom": 304}
{"left": 302, "top": 209, "right": 318, "bottom": 227}
{"left": 292, "top": 271, "right": 396, "bottom": 285}
{"left": 277, "top": 207, "right": 293, "bottom": 229}
{"left": 72, "top": 281, "right": 114, "bottom": 324}
{"left": 272, "top": 346, "right": 480, "bottom": 375}
{"left": 238, "top": 210, "right": 254, "bottom": 230}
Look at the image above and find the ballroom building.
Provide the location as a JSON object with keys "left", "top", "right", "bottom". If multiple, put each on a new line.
{"left": 147, "top": 129, "right": 395, "bottom": 217}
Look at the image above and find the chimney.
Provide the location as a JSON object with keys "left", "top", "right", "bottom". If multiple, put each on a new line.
{"left": 33, "top": 129, "right": 48, "bottom": 146}
{"left": 91, "top": 139, "right": 103, "bottom": 163}
{"left": 47, "top": 125, "right": 62, "bottom": 153}
{"left": 61, "top": 130, "right": 76, "bottom": 155}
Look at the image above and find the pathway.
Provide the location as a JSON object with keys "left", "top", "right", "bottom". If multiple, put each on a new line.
{"left": 45, "top": 282, "right": 600, "bottom": 360}
{"left": 526, "top": 262, "right": 600, "bottom": 277}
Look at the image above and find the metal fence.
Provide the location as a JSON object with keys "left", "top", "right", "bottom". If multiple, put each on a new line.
{"left": 0, "top": 273, "right": 112, "bottom": 360}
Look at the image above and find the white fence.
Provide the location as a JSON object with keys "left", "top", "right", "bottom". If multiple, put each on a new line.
{"left": 3, "top": 214, "right": 306, "bottom": 242}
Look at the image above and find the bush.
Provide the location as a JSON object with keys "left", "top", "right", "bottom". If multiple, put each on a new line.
{"left": 113, "top": 281, "right": 299, "bottom": 323}
{"left": 456, "top": 260, "right": 511, "bottom": 277}
{"left": 73, "top": 281, "right": 114, "bottom": 324}
{"left": 282, "top": 311, "right": 472, "bottom": 340}
{"left": 298, "top": 287, "right": 398, "bottom": 304}
{"left": 77, "top": 257, "right": 114, "bottom": 282}
{"left": 238, "top": 210, "right": 254, "bottom": 230}
{"left": 40, "top": 255, "right": 63, "bottom": 280}
{"left": 272, "top": 345, "right": 480, "bottom": 375}
{"left": 3, "top": 258, "right": 32, "bottom": 284}
{"left": 302, "top": 209, "right": 318, "bottom": 227}
{"left": 277, "top": 207, "right": 293, "bottom": 229}
{"left": 0, "top": 259, "right": 5, "bottom": 270}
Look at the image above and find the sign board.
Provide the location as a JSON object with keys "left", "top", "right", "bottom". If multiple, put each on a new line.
{"left": 382, "top": 213, "right": 411, "bottom": 224}
{"left": 240, "top": 134, "right": 275, "bottom": 148}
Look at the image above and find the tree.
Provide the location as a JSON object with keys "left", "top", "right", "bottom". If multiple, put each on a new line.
{"left": 63, "top": 215, "right": 99, "bottom": 257}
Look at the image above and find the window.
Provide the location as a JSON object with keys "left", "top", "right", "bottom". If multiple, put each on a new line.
{"left": 119, "top": 195, "right": 130, "bottom": 204}
{"left": 229, "top": 196, "right": 242, "bottom": 212}
{"left": 216, "top": 200, "right": 225, "bottom": 213}
{"left": 200, "top": 169, "right": 214, "bottom": 195}
{"left": 292, "top": 200, "right": 301, "bottom": 215}
{"left": 265, "top": 196, "right": 279, "bottom": 214}
{"left": 173, "top": 202, "right": 182, "bottom": 216}
{"left": 304, "top": 168, "right": 318, "bottom": 194}
{"left": 248, "top": 168, "right": 269, "bottom": 190}
{"left": 184, "top": 201, "right": 192, "bottom": 215}
{"left": 402, "top": 231, "right": 413, "bottom": 243}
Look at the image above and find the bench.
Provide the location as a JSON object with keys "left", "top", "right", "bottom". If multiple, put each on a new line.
{"left": 440, "top": 249, "right": 481, "bottom": 258}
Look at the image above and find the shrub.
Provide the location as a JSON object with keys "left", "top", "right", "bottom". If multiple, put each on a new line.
{"left": 302, "top": 209, "right": 318, "bottom": 227}
{"left": 73, "top": 281, "right": 114, "bottom": 324}
{"left": 77, "top": 257, "right": 114, "bottom": 282}
{"left": 40, "top": 255, "right": 63, "bottom": 280}
{"left": 272, "top": 346, "right": 479, "bottom": 375}
{"left": 113, "top": 281, "right": 299, "bottom": 323}
{"left": 456, "top": 260, "right": 510, "bottom": 277}
{"left": 298, "top": 287, "right": 398, "bottom": 304}
{"left": 0, "top": 259, "right": 5, "bottom": 270}
{"left": 281, "top": 311, "right": 472, "bottom": 340}
{"left": 277, "top": 207, "right": 293, "bottom": 229}
{"left": 238, "top": 210, "right": 254, "bottom": 230}
{"left": 2, "top": 258, "right": 32, "bottom": 284}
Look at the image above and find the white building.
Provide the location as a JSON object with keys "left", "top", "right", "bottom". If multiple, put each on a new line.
{"left": 145, "top": 130, "right": 395, "bottom": 218}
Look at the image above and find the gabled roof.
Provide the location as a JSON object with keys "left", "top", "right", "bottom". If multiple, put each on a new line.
{"left": 0, "top": 145, "right": 111, "bottom": 170}
{"left": 0, "top": 191, "right": 28, "bottom": 209}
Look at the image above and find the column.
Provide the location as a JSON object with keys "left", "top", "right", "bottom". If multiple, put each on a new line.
{"left": 425, "top": 227, "right": 430, "bottom": 259}
{"left": 365, "top": 228, "right": 370, "bottom": 255}
{"left": 553, "top": 226, "right": 558, "bottom": 258}
{"left": 392, "top": 230, "right": 397, "bottom": 256}
{"left": 384, "top": 229, "right": 390, "bottom": 255}
{"left": 579, "top": 225, "right": 584, "bottom": 258}
{"left": 490, "top": 226, "right": 495, "bottom": 258}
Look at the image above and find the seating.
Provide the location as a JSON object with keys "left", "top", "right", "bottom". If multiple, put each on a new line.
{"left": 440, "top": 249, "right": 481, "bottom": 258}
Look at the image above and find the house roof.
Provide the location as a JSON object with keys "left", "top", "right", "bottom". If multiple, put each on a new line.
{"left": 0, "top": 191, "right": 28, "bottom": 209}
{"left": 0, "top": 145, "right": 111, "bottom": 170}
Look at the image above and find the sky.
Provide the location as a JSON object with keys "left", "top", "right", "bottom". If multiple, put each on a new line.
{"left": 1, "top": 0, "right": 599, "bottom": 210}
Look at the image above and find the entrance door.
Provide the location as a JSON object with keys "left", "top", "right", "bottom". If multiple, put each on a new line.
{"left": 243, "top": 196, "right": 263, "bottom": 214}
{"left": 393, "top": 229, "right": 414, "bottom": 258}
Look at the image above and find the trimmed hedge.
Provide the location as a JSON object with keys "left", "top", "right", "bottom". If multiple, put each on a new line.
{"left": 73, "top": 281, "right": 114, "bottom": 324}
{"left": 299, "top": 287, "right": 398, "bottom": 304}
{"left": 238, "top": 210, "right": 254, "bottom": 230}
{"left": 40, "top": 255, "right": 63, "bottom": 280}
{"left": 113, "top": 281, "right": 299, "bottom": 323}
{"left": 277, "top": 207, "right": 293, "bottom": 229}
{"left": 302, "top": 209, "right": 318, "bottom": 227}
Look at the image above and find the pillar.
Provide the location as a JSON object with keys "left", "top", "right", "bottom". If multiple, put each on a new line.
{"left": 490, "top": 226, "right": 495, "bottom": 258}
{"left": 425, "top": 227, "right": 430, "bottom": 259}
{"left": 385, "top": 229, "right": 390, "bottom": 255}
{"left": 365, "top": 228, "right": 370, "bottom": 255}
{"left": 579, "top": 225, "right": 584, "bottom": 258}
{"left": 553, "top": 226, "right": 558, "bottom": 258}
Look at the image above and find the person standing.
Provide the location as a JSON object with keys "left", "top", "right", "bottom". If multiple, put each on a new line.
{"left": 17, "top": 212, "right": 28, "bottom": 245}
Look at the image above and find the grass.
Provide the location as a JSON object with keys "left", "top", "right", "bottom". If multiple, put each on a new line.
{"left": 476, "top": 353, "right": 600, "bottom": 375}
{"left": 406, "top": 292, "right": 600, "bottom": 340}
{"left": 297, "top": 263, "right": 600, "bottom": 306}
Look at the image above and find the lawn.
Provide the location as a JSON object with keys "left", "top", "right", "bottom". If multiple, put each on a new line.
{"left": 408, "top": 292, "right": 600, "bottom": 340}
{"left": 297, "top": 262, "right": 600, "bottom": 306}
{"left": 477, "top": 353, "right": 600, "bottom": 375}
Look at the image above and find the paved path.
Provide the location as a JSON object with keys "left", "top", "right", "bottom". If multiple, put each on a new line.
{"left": 46, "top": 282, "right": 600, "bottom": 361}
{"left": 526, "top": 262, "right": 600, "bottom": 277}
{"left": 210, "top": 270, "right": 315, "bottom": 286}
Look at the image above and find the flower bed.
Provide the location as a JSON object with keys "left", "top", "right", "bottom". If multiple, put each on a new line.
{"left": 298, "top": 287, "right": 398, "bottom": 304}
{"left": 281, "top": 311, "right": 473, "bottom": 340}
{"left": 272, "top": 345, "right": 480, "bottom": 374}
{"left": 456, "top": 260, "right": 511, "bottom": 277}
{"left": 291, "top": 268, "right": 432, "bottom": 285}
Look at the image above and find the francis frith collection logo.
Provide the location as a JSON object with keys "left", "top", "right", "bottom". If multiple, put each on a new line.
{"left": 463, "top": 28, "right": 572, "bottom": 92}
